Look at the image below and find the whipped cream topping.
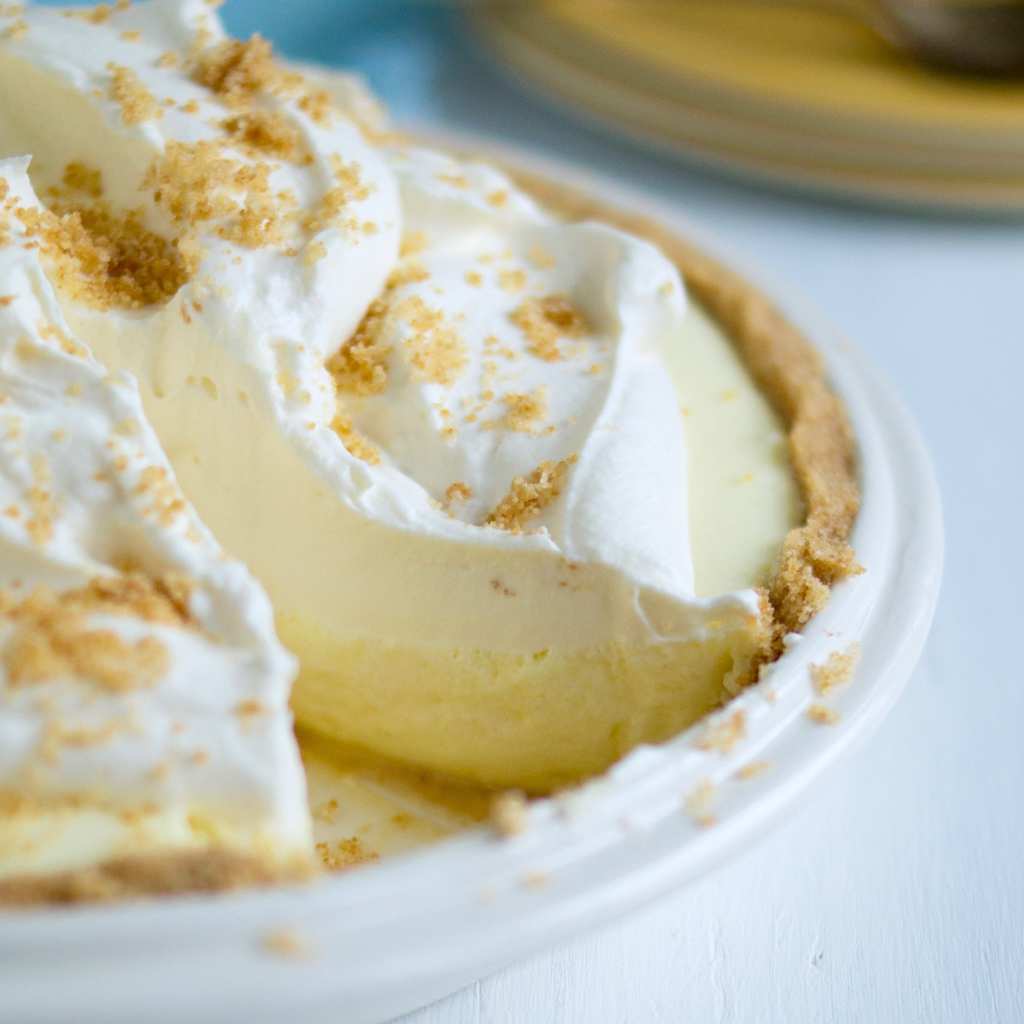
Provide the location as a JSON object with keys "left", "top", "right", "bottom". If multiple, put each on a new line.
{"left": 0, "top": 156, "right": 310, "bottom": 873}
{"left": 0, "top": 0, "right": 761, "bottom": 672}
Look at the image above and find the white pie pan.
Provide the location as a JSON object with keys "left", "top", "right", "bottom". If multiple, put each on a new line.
{"left": 0, "top": 139, "right": 943, "bottom": 1024}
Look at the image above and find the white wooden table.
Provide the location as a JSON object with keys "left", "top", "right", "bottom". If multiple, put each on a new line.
{"left": 223, "top": 5, "right": 1024, "bottom": 1019}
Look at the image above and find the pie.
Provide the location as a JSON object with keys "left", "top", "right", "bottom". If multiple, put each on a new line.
{"left": 0, "top": 0, "right": 858, "bottom": 904}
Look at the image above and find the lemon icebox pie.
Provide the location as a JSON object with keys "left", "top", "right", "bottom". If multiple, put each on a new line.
{"left": 0, "top": 1, "right": 858, "bottom": 902}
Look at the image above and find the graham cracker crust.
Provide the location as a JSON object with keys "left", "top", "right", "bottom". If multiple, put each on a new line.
{"left": 0, "top": 849, "right": 312, "bottom": 908}
{"left": 0, "top": 163, "right": 859, "bottom": 908}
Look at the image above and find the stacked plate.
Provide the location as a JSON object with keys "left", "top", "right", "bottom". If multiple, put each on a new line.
{"left": 474, "top": 0, "right": 1024, "bottom": 213}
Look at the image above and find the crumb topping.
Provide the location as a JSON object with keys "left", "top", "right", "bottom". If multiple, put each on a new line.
{"left": 332, "top": 410, "right": 380, "bottom": 465}
{"left": 315, "top": 836, "right": 379, "bottom": 871}
{"left": 509, "top": 294, "right": 587, "bottom": 362}
{"left": 488, "top": 388, "right": 549, "bottom": 434}
{"left": 490, "top": 790, "right": 528, "bottom": 837}
{"left": 221, "top": 110, "right": 311, "bottom": 165}
{"left": 107, "top": 63, "right": 162, "bottom": 125}
{"left": 261, "top": 927, "right": 315, "bottom": 959}
{"left": 302, "top": 158, "right": 371, "bottom": 234}
{"left": 4, "top": 164, "right": 194, "bottom": 311}
{"left": 694, "top": 709, "right": 746, "bottom": 754}
{"left": 2, "top": 585, "right": 175, "bottom": 693}
{"left": 327, "top": 297, "right": 390, "bottom": 396}
{"left": 144, "top": 140, "right": 295, "bottom": 249}
{"left": 527, "top": 244, "right": 555, "bottom": 269}
{"left": 807, "top": 703, "right": 840, "bottom": 726}
{"left": 395, "top": 295, "right": 467, "bottom": 387}
{"left": 485, "top": 455, "right": 577, "bottom": 532}
{"left": 810, "top": 643, "right": 860, "bottom": 695}
{"left": 25, "top": 454, "right": 55, "bottom": 545}
{"left": 1, "top": 572, "right": 192, "bottom": 692}
{"left": 684, "top": 778, "right": 716, "bottom": 828}
{"left": 2, "top": 17, "right": 27, "bottom": 39}
{"left": 62, "top": 4, "right": 116, "bottom": 25}
{"left": 190, "top": 34, "right": 276, "bottom": 106}
{"left": 498, "top": 268, "right": 526, "bottom": 292}
{"left": 443, "top": 481, "right": 473, "bottom": 512}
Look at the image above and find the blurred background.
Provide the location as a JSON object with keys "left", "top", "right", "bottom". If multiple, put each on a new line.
{"left": 224, "top": 0, "right": 1024, "bottom": 213}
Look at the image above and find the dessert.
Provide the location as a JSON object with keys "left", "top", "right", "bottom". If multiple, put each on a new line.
{"left": 0, "top": 1, "right": 858, "bottom": 900}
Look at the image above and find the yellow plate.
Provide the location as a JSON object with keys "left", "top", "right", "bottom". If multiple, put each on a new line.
{"left": 494, "top": 0, "right": 1024, "bottom": 148}
{"left": 476, "top": 3, "right": 1024, "bottom": 212}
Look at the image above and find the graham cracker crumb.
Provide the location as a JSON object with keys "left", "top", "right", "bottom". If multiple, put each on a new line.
{"left": 313, "top": 799, "right": 338, "bottom": 824}
{"left": 25, "top": 454, "right": 55, "bottom": 545}
{"left": 490, "top": 790, "right": 529, "bottom": 837}
{"left": 443, "top": 481, "right": 473, "bottom": 513}
{"left": 386, "top": 261, "right": 428, "bottom": 289}
{"left": 0, "top": 295, "right": 14, "bottom": 307}
{"left": 303, "top": 159, "right": 370, "bottom": 234}
{"left": 498, "top": 268, "right": 526, "bottom": 292}
{"left": 107, "top": 63, "right": 162, "bottom": 125}
{"left": 328, "top": 297, "right": 390, "bottom": 395}
{"left": 684, "top": 778, "right": 716, "bottom": 828}
{"left": 2, "top": 583, "right": 173, "bottom": 693}
{"left": 145, "top": 140, "right": 295, "bottom": 250}
{"left": 13, "top": 178, "right": 194, "bottom": 310}
{"left": 63, "top": 4, "right": 113, "bottom": 24}
{"left": 807, "top": 703, "right": 840, "bottom": 726}
{"left": 396, "top": 295, "right": 467, "bottom": 387}
{"left": 527, "top": 244, "right": 555, "bottom": 269}
{"left": 2, "top": 17, "right": 27, "bottom": 39}
{"left": 234, "top": 698, "right": 266, "bottom": 718}
{"left": 487, "top": 388, "right": 548, "bottom": 434}
{"left": 221, "top": 110, "right": 310, "bottom": 164}
{"left": 400, "top": 231, "right": 427, "bottom": 258}
{"left": 156, "top": 50, "right": 179, "bottom": 69}
{"left": 315, "top": 836, "right": 379, "bottom": 872}
{"left": 510, "top": 294, "right": 587, "bottom": 362}
{"left": 0, "top": 569, "right": 191, "bottom": 695}
{"left": 332, "top": 411, "right": 380, "bottom": 465}
{"left": 191, "top": 34, "right": 276, "bottom": 105}
{"left": 736, "top": 760, "right": 771, "bottom": 780}
{"left": 695, "top": 709, "right": 747, "bottom": 754}
{"left": 437, "top": 172, "right": 468, "bottom": 189}
{"left": 302, "top": 240, "right": 326, "bottom": 265}
{"left": 0, "top": 848, "right": 308, "bottom": 906}
{"left": 296, "top": 86, "right": 336, "bottom": 126}
{"left": 61, "top": 162, "right": 103, "bottom": 199}
{"left": 261, "top": 927, "right": 316, "bottom": 960}
{"left": 810, "top": 643, "right": 860, "bottom": 696}
{"left": 485, "top": 455, "right": 577, "bottom": 533}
